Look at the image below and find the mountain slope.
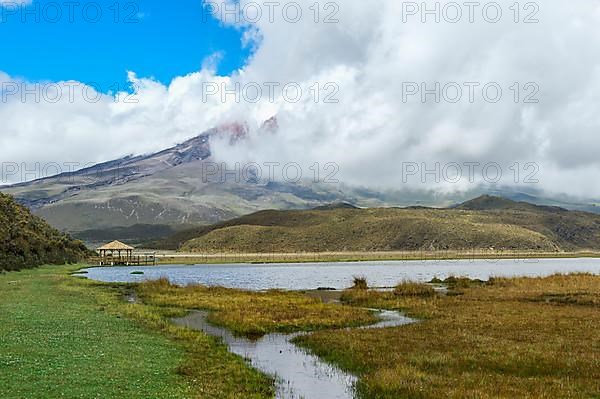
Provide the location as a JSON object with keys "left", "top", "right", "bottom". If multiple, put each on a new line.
{"left": 0, "top": 193, "right": 89, "bottom": 271}
{"left": 4, "top": 123, "right": 600, "bottom": 237}
{"left": 2, "top": 126, "right": 387, "bottom": 232}
{"left": 175, "top": 196, "right": 600, "bottom": 253}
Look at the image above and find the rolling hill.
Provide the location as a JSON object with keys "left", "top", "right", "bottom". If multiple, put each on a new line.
{"left": 171, "top": 196, "right": 600, "bottom": 253}
{"left": 0, "top": 193, "right": 89, "bottom": 271}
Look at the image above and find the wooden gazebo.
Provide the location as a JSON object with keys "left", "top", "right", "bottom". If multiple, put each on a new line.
{"left": 96, "top": 240, "right": 134, "bottom": 265}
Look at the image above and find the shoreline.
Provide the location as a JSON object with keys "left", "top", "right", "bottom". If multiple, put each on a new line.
{"left": 144, "top": 250, "right": 600, "bottom": 266}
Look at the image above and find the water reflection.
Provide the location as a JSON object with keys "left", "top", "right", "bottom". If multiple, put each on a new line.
{"left": 172, "top": 310, "right": 415, "bottom": 399}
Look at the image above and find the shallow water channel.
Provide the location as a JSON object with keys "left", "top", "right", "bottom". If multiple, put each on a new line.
{"left": 172, "top": 309, "right": 416, "bottom": 399}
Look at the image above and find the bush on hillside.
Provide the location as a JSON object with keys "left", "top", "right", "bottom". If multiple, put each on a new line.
{"left": 0, "top": 193, "right": 90, "bottom": 271}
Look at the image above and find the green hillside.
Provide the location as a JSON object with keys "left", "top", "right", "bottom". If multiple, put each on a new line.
{"left": 176, "top": 196, "right": 600, "bottom": 253}
{"left": 0, "top": 193, "right": 89, "bottom": 271}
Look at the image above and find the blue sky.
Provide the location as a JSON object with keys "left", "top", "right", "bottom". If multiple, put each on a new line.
{"left": 0, "top": 0, "right": 249, "bottom": 91}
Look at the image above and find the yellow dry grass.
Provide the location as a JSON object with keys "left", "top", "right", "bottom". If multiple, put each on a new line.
{"left": 296, "top": 274, "right": 600, "bottom": 398}
{"left": 136, "top": 278, "right": 377, "bottom": 336}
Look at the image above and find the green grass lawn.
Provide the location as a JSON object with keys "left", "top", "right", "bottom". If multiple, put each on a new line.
{"left": 0, "top": 266, "right": 272, "bottom": 399}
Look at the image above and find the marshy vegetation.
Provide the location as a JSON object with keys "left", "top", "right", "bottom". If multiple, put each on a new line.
{"left": 136, "top": 278, "right": 377, "bottom": 336}
{"left": 341, "top": 279, "right": 437, "bottom": 310}
{"left": 351, "top": 276, "right": 369, "bottom": 290}
{"left": 393, "top": 281, "right": 436, "bottom": 297}
{"left": 296, "top": 273, "right": 600, "bottom": 398}
{"left": 3, "top": 264, "right": 600, "bottom": 399}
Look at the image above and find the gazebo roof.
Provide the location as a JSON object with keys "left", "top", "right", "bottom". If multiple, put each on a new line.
{"left": 97, "top": 240, "right": 134, "bottom": 251}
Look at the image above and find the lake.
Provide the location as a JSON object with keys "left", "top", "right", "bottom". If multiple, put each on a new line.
{"left": 79, "top": 258, "right": 600, "bottom": 290}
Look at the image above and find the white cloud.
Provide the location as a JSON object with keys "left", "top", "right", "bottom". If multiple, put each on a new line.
{"left": 2, "top": 0, "right": 600, "bottom": 199}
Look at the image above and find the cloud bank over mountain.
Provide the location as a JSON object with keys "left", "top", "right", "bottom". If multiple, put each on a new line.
{"left": 1, "top": 0, "right": 600, "bottom": 198}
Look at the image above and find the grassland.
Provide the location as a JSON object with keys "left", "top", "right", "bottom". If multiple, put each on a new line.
{"left": 295, "top": 274, "right": 600, "bottom": 398}
{"left": 166, "top": 197, "right": 600, "bottom": 254}
{"left": 0, "top": 265, "right": 374, "bottom": 398}
{"left": 4, "top": 264, "right": 600, "bottom": 399}
{"left": 0, "top": 266, "right": 273, "bottom": 399}
{"left": 136, "top": 278, "right": 377, "bottom": 336}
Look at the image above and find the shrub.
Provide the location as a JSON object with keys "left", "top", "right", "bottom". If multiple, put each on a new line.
{"left": 352, "top": 276, "right": 369, "bottom": 290}
{"left": 0, "top": 193, "right": 91, "bottom": 271}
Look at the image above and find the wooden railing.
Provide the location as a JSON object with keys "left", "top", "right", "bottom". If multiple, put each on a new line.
{"left": 87, "top": 254, "right": 156, "bottom": 266}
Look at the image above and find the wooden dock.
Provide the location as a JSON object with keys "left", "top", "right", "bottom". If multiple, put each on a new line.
{"left": 88, "top": 254, "right": 156, "bottom": 266}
